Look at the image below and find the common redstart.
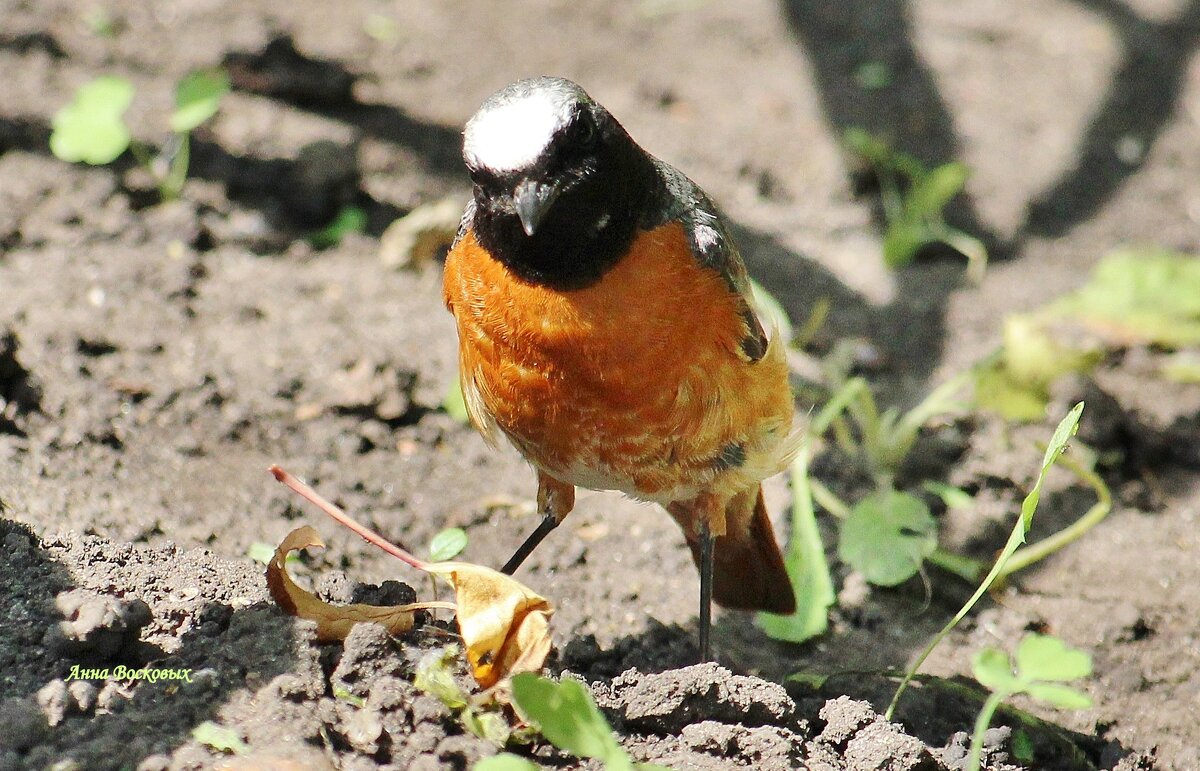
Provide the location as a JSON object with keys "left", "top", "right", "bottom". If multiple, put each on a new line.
{"left": 443, "top": 77, "right": 799, "bottom": 660}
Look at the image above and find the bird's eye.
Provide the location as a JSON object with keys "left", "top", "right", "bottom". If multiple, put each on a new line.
{"left": 575, "top": 118, "right": 597, "bottom": 148}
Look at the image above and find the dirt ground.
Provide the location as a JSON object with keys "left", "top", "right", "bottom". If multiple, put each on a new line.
{"left": 1, "top": 0, "right": 1198, "bottom": 768}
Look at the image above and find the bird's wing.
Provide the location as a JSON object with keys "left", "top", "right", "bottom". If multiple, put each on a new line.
{"left": 646, "top": 160, "right": 769, "bottom": 363}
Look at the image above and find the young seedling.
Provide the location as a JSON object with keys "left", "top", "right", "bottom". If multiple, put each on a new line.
{"left": 806, "top": 359, "right": 976, "bottom": 590}
{"left": 427, "top": 526, "right": 469, "bottom": 604}
{"left": 430, "top": 527, "right": 469, "bottom": 562}
{"left": 968, "top": 634, "right": 1093, "bottom": 771}
{"left": 757, "top": 445, "right": 835, "bottom": 643}
{"left": 415, "top": 645, "right": 513, "bottom": 746}
{"left": 844, "top": 127, "right": 987, "bottom": 282}
{"left": 885, "top": 402, "right": 1084, "bottom": 719}
{"left": 50, "top": 69, "right": 230, "bottom": 201}
{"left": 191, "top": 721, "right": 247, "bottom": 756}
{"left": 978, "top": 248, "right": 1200, "bottom": 420}
{"left": 308, "top": 205, "right": 368, "bottom": 248}
{"left": 477, "top": 674, "right": 672, "bottom": 771}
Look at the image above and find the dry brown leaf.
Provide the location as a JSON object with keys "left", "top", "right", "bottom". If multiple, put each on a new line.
{"left": 266, "top": 467, "right": 555, "bottom": 687}
{"left": 427, "top": 562, "right": 554, "bottom": 689}
{"left": 378, "top": 196, "right": 465, "bottom": 270}
{"left": 266, "top": 525, "right": 438, "bottom": 642}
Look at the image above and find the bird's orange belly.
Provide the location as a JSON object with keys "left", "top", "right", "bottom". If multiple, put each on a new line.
{"left": 446, "top": 223, "right": 792, "bottom": 502}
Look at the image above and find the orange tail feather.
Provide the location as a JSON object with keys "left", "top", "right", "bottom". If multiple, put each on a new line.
{"left": 672, "top": 487, "right": 796, "bottom": 615}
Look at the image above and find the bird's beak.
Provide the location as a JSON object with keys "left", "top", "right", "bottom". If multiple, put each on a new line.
{"left": 513, "top": 178, "right": 562, "bottom": 237}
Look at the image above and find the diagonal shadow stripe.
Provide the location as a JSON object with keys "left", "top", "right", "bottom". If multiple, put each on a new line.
{"left": 781, "top": 0, "right": 1005, "bottom": 259}
{"left": 1023, "top": 0, "right": 1200, "bottom": 237}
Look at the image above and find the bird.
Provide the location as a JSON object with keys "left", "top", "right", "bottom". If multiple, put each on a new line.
{"left": 442, "top": 76, "right": 799, "bottom": 660}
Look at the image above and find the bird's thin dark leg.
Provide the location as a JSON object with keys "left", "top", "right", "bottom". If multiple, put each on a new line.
{"left": 500, "top": 514, "right": 560, "bottom": 575}
{"left": 501, "top": 473, "right": 575, "bottom": 575}
{"left": 698, "top": 522, "right": 715, "bottom": 662}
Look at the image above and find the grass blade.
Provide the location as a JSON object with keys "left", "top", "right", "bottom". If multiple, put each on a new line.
{"left": 884, "top": 402, "right": 1084, "bottom": 720}
{"left": 758, "top": 446, "right": 835, "bottom": 642}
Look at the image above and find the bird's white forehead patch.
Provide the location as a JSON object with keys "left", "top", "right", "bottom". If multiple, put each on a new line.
{"left": 464, "top": 90, "right": 568, "bottom": 173}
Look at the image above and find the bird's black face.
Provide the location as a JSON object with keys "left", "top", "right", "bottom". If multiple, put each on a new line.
{"left": 463, "top": 77, "right": 656, "bottom": 288}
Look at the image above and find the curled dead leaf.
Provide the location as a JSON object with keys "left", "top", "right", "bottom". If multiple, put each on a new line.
{"left": 427, "top": 562, "right": 553, "bottom": 689}
{"left": 267, "top": 467, "right": 555, "bottom": 687}
{"left": 266, "top": 525, "right": 445, "bottom": 642}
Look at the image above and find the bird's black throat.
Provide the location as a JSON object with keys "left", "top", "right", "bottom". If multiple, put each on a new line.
{"left": 470, "top": 143, "right": 659, "bottom": 291}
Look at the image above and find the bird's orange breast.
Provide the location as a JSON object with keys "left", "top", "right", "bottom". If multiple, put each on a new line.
{"left": 443, "top": 222, "right": 793, "bottom": 501}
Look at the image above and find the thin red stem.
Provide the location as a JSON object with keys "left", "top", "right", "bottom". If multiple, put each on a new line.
{"left": 269, "top": 465, "right": 429, "bottom": 571}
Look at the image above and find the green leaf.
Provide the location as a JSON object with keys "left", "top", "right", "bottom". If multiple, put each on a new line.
{"left": 749, "top": 278, "right": 793, "bottom": 343}
{"left": 1001, "top": 316, "right": 1098, "bottom": 390}
{"left": 246, "top": 542, "right": 275, "bottom": 564}
{"left": 510, "top": 674, "right": 632, "bottom": 770}
{"left": 785, "top": 671, "right": 831, "bottom": 689}
{"left": 843, "top": 127, "right": 894, "bottom": 167}
{"left": 333, "top": 685, "right": 366, "bottom": 707}
{"left": 50, "top": 76, "right": 134, "bottom": 164}
{"left": 1015, "top": 634, "right": 1092, "bottom": 683}
{"left": 971, "top": 647, "right": 1019, "bottom": 693}
{"left": 1010, "top": 729, "right": 1036, "bottom": 762}
{"left": 443, "top": 378, "right": 471, "bottom": 424}
{"left": 309, "top": 206, "right": 368, "bottom": 249}
{"left": 905, "top": 162, "right": 969, "bottom": 220}
{"left": 838, "top": 489, "right": 937, "bottom": 586}
{"left": 248, "top": 541, "right": 298, "bottom": 565}
{"left": 975, "top": 363, "right": 1049, "bottom": 422}
{"left": 463, "top": 708, "right": 512, "bottom": 746}
{"left": 474, "top": 755, "right": 540, "bottom": 771}
{"left": 429, "top": 527, "right": 469, "bottom": 562}
{"left": 922, "top": 481, "right": 973, "bottom": 511}
{"left": 171, "top": 69, "right": 230, "bottom": 133}
{"left": 1051, "top": 249, "right": 1200, "bottom": 348}
{"left": 759, "top": 447, "right": 833, "bottom": 642}
{"left": 414, "top": 646, "right": 468, "bottom": 710}
{"left": 1034, "top": 403, "right": 1084, "bottom": 497}
{"left": 882, "top": 219, "right": 926, "bottom": 268}
{"left": 885, "top": 403, "right": 1084, "bottom": 720}
{"left": 363, "top": 13, "right": 400, "bottom": 41}
{"left": 1025, "top": 682, "right": 1094, "bottom": 710}
{"left": 191, "top": 721, "right": 247, "bottom": 755}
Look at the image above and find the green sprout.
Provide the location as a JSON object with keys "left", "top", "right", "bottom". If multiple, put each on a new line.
{"left": 426, "top": 527, "right": 470, "bottom": 604}
{"left": 477, "top": 674, "right": 671, "bottom": 771}
{"left": 308, "top": 205, "right": 368, "bottom": 249}
{"left": 837, "top": 488, "right": 937, "bottom": 587}
{"left": 757, "top": 444, "right": 835, "bottom": 643}
{"left": 886, "top": 402, "right": 1084, "bottom": 719}
{"left": 817, "top": 351, "right": 974, "bottom": 484}
{"left": 50, "top": 69, "right": 230, "bottom": 201}
{"left": 415, "top": 646, "right": 512, "bottom": 746}
{"left": 978, "top": 248, "right": 1200, "bottom": 421}
{"left": 247, "top": 541, "right": 301, "bottom": 565}
{"left": 333, "top": 685, "right": 366, "bottom": 708}
{"left": 191, "top": 721, "right": 247, "bottom": 755}
{"left": 968, "top": 634, "right": 1093, "bottom": 771}
{"left": 844, "top": 128, "right": 987, "bottom": 282}
{"left": 429, "top": 527, "right": 469, "bottom": 562}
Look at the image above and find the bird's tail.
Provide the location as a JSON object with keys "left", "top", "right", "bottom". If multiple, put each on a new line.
{"left": 670, "top": 486, "right": 796, "bottom": 615}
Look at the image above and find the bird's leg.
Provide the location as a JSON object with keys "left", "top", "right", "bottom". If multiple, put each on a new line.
{"left": 690, "top": 491, "right": 727, "bottom": 663}
{"left": 698, "top": 521, "right": 714, "bottom": 662}
{"left": 501, "top": 472, "right": 575, "bottom": 575}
